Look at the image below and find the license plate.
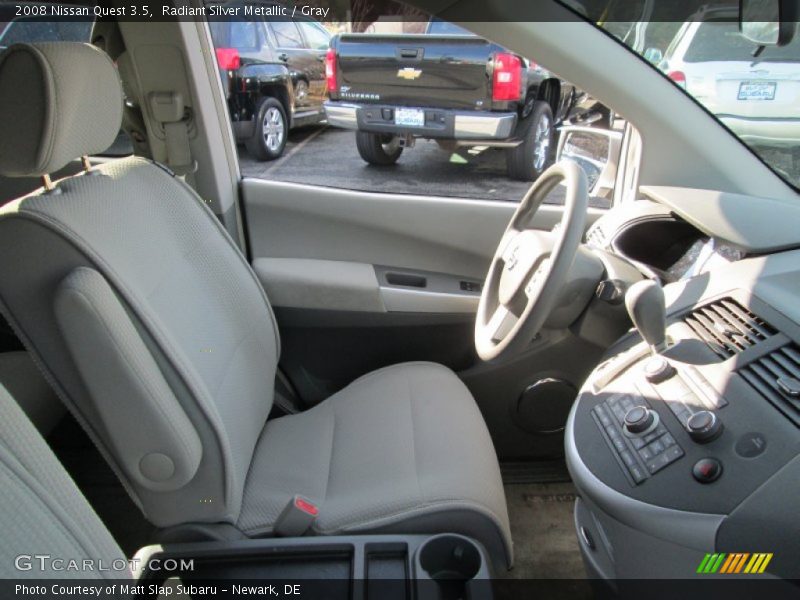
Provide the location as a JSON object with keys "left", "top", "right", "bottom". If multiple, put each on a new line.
{"left": 738, "top": 81, "right": 776, "bottom": 101}
{"left": 395, "top": 108, "right": 425, "bottom": 127}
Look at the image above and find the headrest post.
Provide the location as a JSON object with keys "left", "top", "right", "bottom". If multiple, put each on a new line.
{"left": 42, "top": 174, "right": 54, "bottom": 192}
{"left": 81, "top": 156, "right": 92, "bottom": 172}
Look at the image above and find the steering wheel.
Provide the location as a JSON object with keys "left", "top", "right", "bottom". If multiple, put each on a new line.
{"left": 475, "top": 161, "right": 589, "bottom": 361}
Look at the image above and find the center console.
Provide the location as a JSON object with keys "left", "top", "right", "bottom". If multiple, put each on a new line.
{"left": 133, "top": 533, "right": 492, "bottom": 599}
{"left": 567, "top": 284, "right": 800, "bottom": 583}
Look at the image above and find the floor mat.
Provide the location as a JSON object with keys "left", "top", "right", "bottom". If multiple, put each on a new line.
{"left": 500, "top": 482, "right": 592, "bottom": 597}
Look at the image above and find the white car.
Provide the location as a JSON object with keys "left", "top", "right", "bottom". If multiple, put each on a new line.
{"left": 659, "top": 7, "right": 800, "bottom": 149}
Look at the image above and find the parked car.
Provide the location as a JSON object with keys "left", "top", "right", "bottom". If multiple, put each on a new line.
{"left": 654, "top": 6, "right": 800, "bottom": 150}
{"left": 324, "top": 19, "right": 594, "bottom": 180}
{"left": 209, "top": 7, "right": 331, "bottom": 160}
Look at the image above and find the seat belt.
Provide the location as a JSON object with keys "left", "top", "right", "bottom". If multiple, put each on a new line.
{"left": 274, "top": 495, "right": 319, "bottom": 536}
{"left": 148, "top": 92, "right": 197, "bottom": 183}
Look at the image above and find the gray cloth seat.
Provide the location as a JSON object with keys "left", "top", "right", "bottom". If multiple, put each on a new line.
{"left": 0, "top": 42, "right": 512, "bottom": 567}
{"left": 0, "top": 383, "right": 128, "bottom": 579}
{"left": 240, "top": 362, "right": 510, "bottom": 553}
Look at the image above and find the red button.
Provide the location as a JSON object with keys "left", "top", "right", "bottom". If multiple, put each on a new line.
{"left": 692, "top": 458, "right": 722, "bottom": 483}
{"left": 294, "top": 496, "right": 319, "bottom": 516}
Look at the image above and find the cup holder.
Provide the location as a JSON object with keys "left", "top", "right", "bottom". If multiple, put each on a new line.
{"left": 417, "top": 535, "right": 482, "bottom": 581}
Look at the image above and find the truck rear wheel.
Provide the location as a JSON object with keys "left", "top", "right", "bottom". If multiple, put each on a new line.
{"left": 507, "top": 101, "right": 554, "bottom": 181}
{"left": 355, "top": 132, "right": 403, "bottom": 166}
{"left": 246, "top": 97, "right": 288, "bottom": 161}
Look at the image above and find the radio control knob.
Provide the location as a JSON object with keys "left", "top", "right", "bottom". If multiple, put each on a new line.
{"left": 687, "top": 410, "right": 723, "bottom": 443}
{"left": 624, "top": 406, "right": 655, "bottom": 434}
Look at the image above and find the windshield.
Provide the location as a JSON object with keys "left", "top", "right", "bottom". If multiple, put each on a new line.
{"left": 588, "top": 5, "right": 800, "bottom": 190}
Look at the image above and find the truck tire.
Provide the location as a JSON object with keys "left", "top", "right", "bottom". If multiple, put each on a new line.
{"left": 246, "top": 97, "right": 288, "bottom": 161}
{"left": 507, "top": 101, "right": 554, "bottom": 181}
{"left": 355, "top": 132, "right": 403, "bottom": 166}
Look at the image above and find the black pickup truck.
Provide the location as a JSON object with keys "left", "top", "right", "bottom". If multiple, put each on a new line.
{"left": 324, "top": 19, "right": 591, "bottom": 180}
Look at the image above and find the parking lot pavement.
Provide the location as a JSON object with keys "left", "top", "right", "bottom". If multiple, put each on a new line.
{"left": 238, "top": 125, "right": 583, "bottom": 205}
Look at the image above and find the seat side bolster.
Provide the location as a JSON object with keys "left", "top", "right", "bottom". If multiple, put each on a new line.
{"left": 53, "top": 267, "right": 202, "bottom": 492}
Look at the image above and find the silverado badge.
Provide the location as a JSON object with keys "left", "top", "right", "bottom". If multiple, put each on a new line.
{"left": 397, "top": 67, "right": 422, "bottom": 80}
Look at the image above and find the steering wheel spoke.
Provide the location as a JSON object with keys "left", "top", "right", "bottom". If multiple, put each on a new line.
{"left": 487, "top": 305, "right": 518, "bottom": 343}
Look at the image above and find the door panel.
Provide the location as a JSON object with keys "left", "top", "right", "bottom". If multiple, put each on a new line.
{"left": 242, "top": 178, "right": 603, "bottom": 280}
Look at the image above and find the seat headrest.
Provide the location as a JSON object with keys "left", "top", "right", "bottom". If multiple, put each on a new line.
{"left": 0, "top": 43, "right": 123, "bottom": 178}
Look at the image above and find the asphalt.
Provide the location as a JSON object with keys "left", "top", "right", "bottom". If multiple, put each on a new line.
{"left": 238, "top": 125, "right": 587, "bottom": 206}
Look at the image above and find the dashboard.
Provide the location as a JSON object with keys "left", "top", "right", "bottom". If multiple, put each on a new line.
{"left": 584, "top": 197, "right": 745, "bottom": 284}
{"left": 567, "top": 187, "right": 800, "bottom": 583}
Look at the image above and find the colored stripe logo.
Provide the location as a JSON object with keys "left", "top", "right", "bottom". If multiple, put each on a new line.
{"left": 697, "top": 553, "right": 773, "bottom": 574}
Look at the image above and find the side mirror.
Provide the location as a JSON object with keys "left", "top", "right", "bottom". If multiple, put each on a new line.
{"left": 740, "top": 0, "right": 797, "bottom": 46}
{"left": 643, "top": 47, "right": 663, "bottom": 65}
{"left": 556, "top": 126, "right": 623, "bottom": 199}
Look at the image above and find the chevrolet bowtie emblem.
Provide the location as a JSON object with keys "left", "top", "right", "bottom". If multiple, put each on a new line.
{"left": 397, "top": 67, "right": 422, "bottom": 80}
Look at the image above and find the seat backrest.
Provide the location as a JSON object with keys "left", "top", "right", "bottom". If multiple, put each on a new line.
{"left": 0, "top": 383, "right": 128, "bottom": 579}
{"left": 0, "top": 43, "right": 280, "bottom": 528}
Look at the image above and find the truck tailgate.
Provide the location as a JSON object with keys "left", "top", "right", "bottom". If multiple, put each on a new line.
{"left": 335, "top": 34, "right": 493, "bottom": 110}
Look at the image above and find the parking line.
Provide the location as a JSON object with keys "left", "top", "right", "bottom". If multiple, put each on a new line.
{"left": 261, "top": 125, "right": 330, "bottom": 177}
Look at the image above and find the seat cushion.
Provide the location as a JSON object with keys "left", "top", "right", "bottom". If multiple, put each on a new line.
{"left": 238, "top": 362, "right": 513, "bottom": 567}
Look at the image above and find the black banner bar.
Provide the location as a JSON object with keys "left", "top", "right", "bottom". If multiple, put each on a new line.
{"left": 0, "top": 0, "right": 743, "bottom": 23}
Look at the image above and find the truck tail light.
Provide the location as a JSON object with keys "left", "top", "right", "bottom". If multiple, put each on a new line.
{"left": 216, "top": 48, "right": 240, "bottom": 71}
{"left": 668, "top": 70, "right": 686, "bottom": 89}
{"left": 325, "top": 48, "right": 338, "bottom": 94}
{"left": 492, "top": 52, "right": 522, "bottom": 102}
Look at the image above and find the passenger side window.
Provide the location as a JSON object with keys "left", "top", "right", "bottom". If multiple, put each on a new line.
{"left": 297, "top": 21, "right": 331, "bottom": 50}
{"left": 203, "top": 0, "right": 617, "bottom": 208}
{"left": 269, "top": 21, "right": 303, "bottom": 49}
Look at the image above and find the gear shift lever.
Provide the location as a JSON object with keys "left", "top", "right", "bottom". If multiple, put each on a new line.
{"left": 625, "top": 280, "right": 674, "bottom": 383}
{"left": 625, "top": 280, "right": 667, "bottom": 355}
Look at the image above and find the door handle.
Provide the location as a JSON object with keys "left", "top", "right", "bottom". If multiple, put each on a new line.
{"left": 398, "top": 48, "right": 423, "bottom": 61}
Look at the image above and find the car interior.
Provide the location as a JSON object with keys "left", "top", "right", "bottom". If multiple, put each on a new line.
{"left": 0, "top": 0, "right": 799, "bottom": 597}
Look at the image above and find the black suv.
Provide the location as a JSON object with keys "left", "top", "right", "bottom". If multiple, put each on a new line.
{"left": 210, "top": 13, "right": 331, "bottom": 160}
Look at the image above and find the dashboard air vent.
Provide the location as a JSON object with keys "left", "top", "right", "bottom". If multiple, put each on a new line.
{"left": 683, "top": 298, "right": 776, "bottom": 359}
{"left": 739, "top": 344, "right": 800, "bottom": 427}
